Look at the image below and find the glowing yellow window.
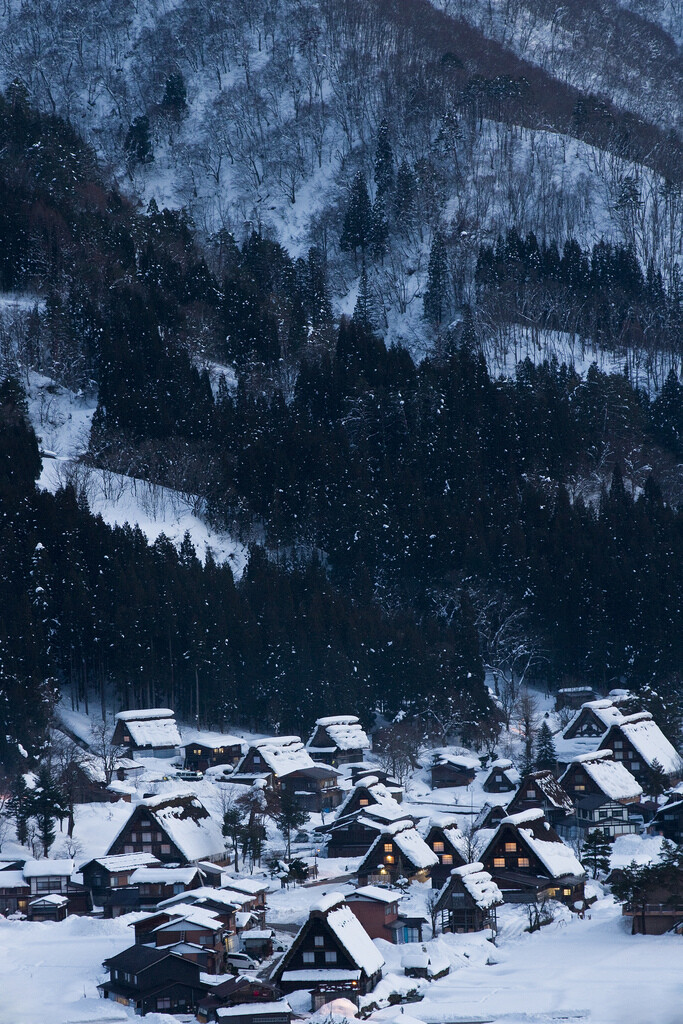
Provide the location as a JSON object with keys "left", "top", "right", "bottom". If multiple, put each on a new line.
{"left": 359, "top": 799, "right": 369, "bottom": 806}
{"left": 442, "top": 854, "right": 453, "bottom": 864}
{"left": 563, "top": 888, "right": 571, "bottom": 896}
{"left": 384, "top": 854, "right": 395, "bottom": 864}
{"left": 383, "top": 843, "right": 393, "bottom": 853}
{"left": 493, "top": 857, "right": 505, "bottom": 868}
{"left": 433, "top": 841, "right": 444, "bottom": 853}
{"left": 505, "top": 842, "right": 516, "bottom": 852}
{"left": 517, "top": 857, "right": 530, "bottom": 868}
{"left": 575, "top": 785, "right": 585, "bottom": 791}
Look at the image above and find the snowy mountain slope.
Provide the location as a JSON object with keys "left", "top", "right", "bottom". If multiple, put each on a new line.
{"left": 1, "top": 0, "right": 680, "bottom": 370}
{"left": 27, "top": 371, "right": 247, "bottom": 574}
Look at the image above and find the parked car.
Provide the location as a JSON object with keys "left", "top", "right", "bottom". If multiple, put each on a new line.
{"left": 176, "top": 769, "right": 203, "bottom": 780}
{"left": 225, "top": 952, "right": 260, "bottom": 972}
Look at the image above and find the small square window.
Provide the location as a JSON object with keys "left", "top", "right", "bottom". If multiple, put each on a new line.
{"left": 442, "top": 854, "right": 453, "bottom": 865}
{"left": 325, "top": 951, "right": 337, "bottom": 963}
{"left": 518, "top": 857, "right": 530, "bottom": 868}
{"left": 383, "top": 843, "right": 393, "bottom": 853}
{"left": 359, "top": 799, "right": 369, "bottom": 806}
{"left": 505, "top": 842, "right": 516, "bottom": 852}
{"left": 493, "top": 857, "right": 505, "bottom": 868}
{"left": 384, "top": 854, "right": 395, "bottom": 865}
{"left": 433, "top": 841, "right": 444, "bottom": 853}
{"left": 314, "top": 936, "right": 324, "bottom": 947}
{"left": 302, "top": 952, "right": 315, "bottom": 964}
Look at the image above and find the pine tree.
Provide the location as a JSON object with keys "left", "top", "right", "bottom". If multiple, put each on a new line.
{"left": 370, "top": 191, "right": 389, "bottom": 261}
{"left": 222, "top": 805, "right": 246, "bottom": 872}
{"left": 581, "top": 829, "right": 611, "bottom": 878}
{"left": 32, "top": 765, "right": 63, "bottom": 857}
{"left": 648, "top": 758, "right": 668, "bottom": 807}
{"left": 353, "top": 262, "right": 378, "bottom": 333}
{"left": 10, "top": 774, "right": 33, "bottom": 848}
{"left": 125, "top": 115, "right": 154, "bottom": 165}
{"left": 340, "top": 172, "right": 373, "bottom": 258}
{"left": 534, "top": 721, "right": 557, "bottom": 771}
{"left": 275, "top": 788, "right": 310, "bottom": 861}
{"left": 424, "top": 231, "right": 449, "bottom": 327}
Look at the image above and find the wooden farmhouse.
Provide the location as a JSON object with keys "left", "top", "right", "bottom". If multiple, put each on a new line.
{"left": 22, "top": 858, "right": 92, "bottom": 915}
{"left": 335, "top": 778, "right": 405, "bottom": 820}
{"left": 357, "top": 821, "right": 438, "bottom": 886}
{"left": 106, "top": 791, "right": 226, "bottom": 864}
{"left": 621, "top": 866, "right": 683, "bottom": 935}
{"left": 348, "top": 764, "right": 402, "bottom": 795}
{"left": 305, "top": 715, "right": 370, "bottom": 767}
{"left": 99, "top": 945, "right": 209, "bottom": 1014}
{"left": 272, "top": 892, "right": 384, "bottom": 1008}
{"left": 112, "top": 708, "right": 181, "bottom": 759}
{"left": 183, "top": 732, "right": 246, "bottom": 771}
{"left": 562, "top": 699, "right": 624, "bottom": 740}
{"left": 423, "top": 818, "right": 468, "bottom": 887}
{"left": 434, "top": 862, "right": 503, "bottom": 934}
{"left": 0, "top": 870, "right": 31, "bottom": 916}
{"left": 559, "top": 750, "right": 643, "bottom": 838}
{"left": 479, "top": 808, "right": 586, "bottom": 906}
{"left": 474, "top": 803, "right": 508, "bottom": 830}
{"left": 157, "top": 885, "right": 266, "bottom": 937}
{"left": 80, "top": 853, "right": 161, "bottom": 906}
{"left": 431, "top": 753, "right": 479, "bottom": 789}
{"left": 232, "top": 737, "right": 342, "bottom": 813}
{"left": 322, "top": 806, "right": 412, "bottom": 859}
{"left": 483, "top": 759, "right": 520, "bottom": 794}
{"left": 556, "top": 686, "right": 599, "bottom": 710}
{"left": 506, "top": 770, "right": 574, "bottom": 826}
{"left": 346, "top": 885, "right": 425, "bottom": 943}
{"left": 196, "top": 977, "right": 284, "bottom": 1024}
{"left": 598, "top": 713, "right": 683, "bottom": 787}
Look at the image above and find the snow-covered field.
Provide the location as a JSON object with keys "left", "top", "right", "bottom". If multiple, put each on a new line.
{"left": 1, "top": 890, "right": 679, "bottom": 1024}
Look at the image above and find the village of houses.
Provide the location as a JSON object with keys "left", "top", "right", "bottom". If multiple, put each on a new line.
{"left": 1, "top": 690, "right": 683, "bottom": 1024}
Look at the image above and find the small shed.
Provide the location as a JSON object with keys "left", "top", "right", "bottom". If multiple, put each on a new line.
{"left": 401, "top": 950, "right": 450, "bottom": 980}
{"left": 483, "top": 759, "right": 520, "bottom": 794}
{"left": 306, "top": 716, "right": 371, "bottom": 767}
{"left": 431, "top": 753, "right": 479, "bottom": 789}
{"left": 28, "top": 893, "right": 69, "bottom": 922}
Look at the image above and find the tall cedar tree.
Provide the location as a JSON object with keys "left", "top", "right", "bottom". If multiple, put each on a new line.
{"left": 340, "top": 172, "right": 373, "bottom": 258}
{"left": 534, "top": 721, "right": 557, "bottom": 771}
{"left": 424, "top": 231, "right": 449, "bottom": 326}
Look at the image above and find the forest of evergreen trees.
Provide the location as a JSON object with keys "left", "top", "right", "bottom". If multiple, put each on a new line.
{"left": 0, "top": 88, "right": 681, "bottom": 767}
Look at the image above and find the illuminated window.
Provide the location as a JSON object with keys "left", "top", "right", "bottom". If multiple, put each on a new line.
{"left": 493, "top": 857, "right": 505, "bottom": 868}
{"left": 359, "top": 799, "right": 369, "bottom": 806}
{"left": 517, "top": 857, "right": 530, "bottom": 868}
{"left": 442, "top": 854, "right": 453, "bottom": 865}
{"left": 433, "top": 841, "right": 444, "bottom": 853}
{"left": 563, "top": 888, "right": 571, "bottom": 896}
{"left": 548, "top": 887, "right": 558, "bottom": 897}
{"left": 384, "top": 843, "right": 393, "bottom": 853}
{"left": 384, "top": 855, "right": 395, "bottom": 865}
{"left": 505, "top": 842, "right": 516, "bottom": 852}
{"left": 575, "top": 785, "right": 585, "bottom": 791}
{"left": 314, "top": 936, "right": 324, "bottom": 947}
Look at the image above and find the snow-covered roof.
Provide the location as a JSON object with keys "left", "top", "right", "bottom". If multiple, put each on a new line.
{"left": 154, "top": 906, "right": 224, "bottom": 931}
{"left": 523, "top": 771, "right": 574, "bottom": 812}
{"left": 125, "top": 717, "right": 181, "bottom": 750}
{"left": 381, "top": 825, "right": 439, "bottom": 870}
{"left": 448, "top": 862, "right": 503, "bottom": 909}
{"left": 107, "top": 792, "right": 225, "bottom": 863}
{"left": 217, "top": 1001, "right": 291, "bottom": 1018}
{"left": 487, "top": 760, "right": 520, "bottom": 784}
{"left": 220, "top": 876, "right": 269, "bottom": 895}
{"left": 335, "top": 779, "right": 404, "bottom": 820}
{"left": 23, "top": 859, "right": 74, "bottom": 877}
{"left": 29, "top": 893, "right": 68, "bottom": 906}
{"left": 324, "top": 900, "right": 385, "bottom": 975}
{"left": 309, "top": 716, "right": 370, "bottom": 752}
{"left": 182, "top": 729, "right": 246, "bottom": 749}
{"left": 561, "top": 751, "right": 643, "bottom": 802}
{"left": 349, "top": 885, "right": 398, "bottom": 904}
{"left": 129, "top": 866, "right": 202, "bottom": 884}
{"left": 81, "top": 853, "right": 160, "bottom": 872}
{"left": 116, "top": 708, "right": 175, "bottom": 722}
{"left": 0, "top": 872, "right": 29, "bottom": 889}
{"left": 249, "top": 736, "right": 316, "bottom": 776}
{"left": 435, "top": 751, "right": 480, "bottom": 770}
{"left": 157, "top": 887, "right": 241, "bottom": 911}
{"left": 498, "top": 811, "right": 585, "bottom": 879}
{"left": 401, "top": 951, "right": 450, "bottom": 976}
{"left": 562, "top": 699, "right": 624, "bottom": 737}
{"left": 311, "top": 891, "right": 346, "bottom": 914}
{"left": 613, "top": 714, "right": 682, "bottom": 775}
{"left": 235, "top": 911, "right": 256, "bottom": 928}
